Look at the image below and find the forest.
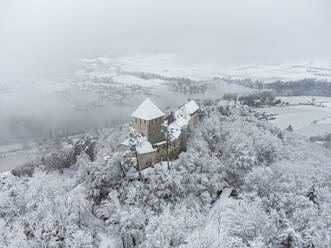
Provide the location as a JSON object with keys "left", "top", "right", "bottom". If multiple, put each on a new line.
{"left": 1, "top": 102, "right": 331, "bottom": 247}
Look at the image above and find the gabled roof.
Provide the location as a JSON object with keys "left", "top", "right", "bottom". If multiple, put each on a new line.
{"left": 131, "top": 98, "right": 165, "bottom": 120}
{"left": 167, "top": 100, "right": 200, "bottom": 140}
{"left": 184, "top": 100, "right": 199, "bottom": 115}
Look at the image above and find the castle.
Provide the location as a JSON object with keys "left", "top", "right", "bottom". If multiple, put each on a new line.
{"left": 118, "top": 98, "right": 200, "bottom": 169}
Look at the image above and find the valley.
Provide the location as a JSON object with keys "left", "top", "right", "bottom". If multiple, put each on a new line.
{"left": 1, "top": 54, "right": 331, "bottom": 173}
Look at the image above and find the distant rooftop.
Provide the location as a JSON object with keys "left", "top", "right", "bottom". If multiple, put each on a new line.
{"left": 131, "top": 98, "right": 165, "bottom": 120}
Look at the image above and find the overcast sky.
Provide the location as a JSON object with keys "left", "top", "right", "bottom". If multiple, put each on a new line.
{"left": 1, "top": 0, "right": 330, "bottom": 76}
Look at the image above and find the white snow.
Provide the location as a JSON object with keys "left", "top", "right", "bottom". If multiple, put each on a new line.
{"left": 0, "top": 142, "right": 41, "bottom": 173}
{"left": 317, "top": 117, "right": 331, "bottom": 124}
{"left": 184, "top": 100, "right": 199, "bottom": 115}
{"left": 167, "top": 100, "right": 200, "bottom": 140}
{"left": 116, "top": 54, "right": 331, "bottom": 83}
{"left": 168, "top": 116, "right": 187, "bottom": 140}
{"left": 131, "top": 98, "right": 165, "bottom": 120}
{"left": 173, "top": 100, "right": 199, "bottom": 127}
{"left": 136, "top": 140, "right": 155, "bottom": 154}
{"left": 169, "top": 125, "right": 182, "bottom": 140}
{"left": 121, "top": 136, "right": 155, "bottom": 154}
{"left": 154, "top": 141, "right": 166, "bottom": 146}
{"left": 112, "top": 75, "right": 165, "bottom": 88}
{"left": 97, "top": 232, "right": 120, "bottom": 248}
{"left": 279, "top": 96, "right": 331, "bottom": 105}
{"left": 168, "top": 118, "right": 184, "bottom": 140}
{"left": 207, "top": 187, "right": 233, "bottom": 223}
{"left": 219, "top": 61, "right": 331, "bottom": 83}
{"left": 0, "top": 143, "right": 23, "bottom": 153}
{"left": 142, "top": 161, "right": 172, "bottom": 177}
{"left": 260, "top": 96, "right": 331, "bottom": 137}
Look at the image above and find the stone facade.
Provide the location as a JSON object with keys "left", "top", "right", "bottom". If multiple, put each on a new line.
{"left": 133, "top": 116, "right": 164, "bottom": 144}
{"left": 118, "top": 143, "right": 130, "bottom": 153}
{"left": 187, "top": 112, "right": 200, "bottom": 133}
{"left": 132, "top": 117, "right": 149, "bottom": 138}
{"left": 152, "top": 137, "right": 182, "bottom": 164}
{"left": 137, "top": 151, "right": 155, "bottom": 170}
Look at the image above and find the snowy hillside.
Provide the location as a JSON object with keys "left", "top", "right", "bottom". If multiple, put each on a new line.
{"left": 1, "top": 103, "right": 331, "bottom": 247}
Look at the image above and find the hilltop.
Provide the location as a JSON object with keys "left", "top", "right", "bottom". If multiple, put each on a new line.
{"left": 1, "top": 102, "right": 331, "bottom": 247}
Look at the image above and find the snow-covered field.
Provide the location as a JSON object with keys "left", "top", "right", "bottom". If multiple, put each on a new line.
{"left": 117, "top": 54, "right": 331, "bottom": 83}
{"left": 0, "top": 142, "right": 40, "bottom": 173}
{"left": 260, "top": 96, "right": 331, "bottom": 137}
{"left": 221, "top": 62, "right": 331, "bottom": 83}
{"left": 0, "top": 150, "right": 38, "bottom": 173}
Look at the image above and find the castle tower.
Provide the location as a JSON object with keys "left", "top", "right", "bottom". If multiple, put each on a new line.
{"left": 131, "top": 98, "right": 165, "bottom": 144}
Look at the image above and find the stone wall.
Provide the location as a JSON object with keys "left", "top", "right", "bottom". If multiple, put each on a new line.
{"left": 138, "top": 152, "right": 155, "bottom": 170}
{"left": 152, "top": 135, "right": 182, "bottom": 165}
{"left": 132, "top": 117, "right": 149, "bottom": 138}
{"left": 118, "top": 144, "right": 129, "bottom": 152}
{"left": 132, "top": 116, "right": 164, "bottom": 144}
{"left": 118, "top": 144, "right": 155, "bottom": 170}
{"left": 188, "top": 112, "right": 200, "bottom": 133}
{"left": 147, "top": 116, "right": 164, "bottom": 144}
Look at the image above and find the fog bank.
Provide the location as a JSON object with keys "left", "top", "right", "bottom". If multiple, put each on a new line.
{"left": 1, "top": 0, "right": 331, "bottom": 77}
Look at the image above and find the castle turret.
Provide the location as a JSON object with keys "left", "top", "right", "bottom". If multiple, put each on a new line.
{"left": 131, "top": 98, "right": 165, "bottom": 144}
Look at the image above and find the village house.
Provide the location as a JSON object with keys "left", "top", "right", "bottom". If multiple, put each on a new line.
{"left": 118, "top": 98, "right": 200, "bottom": 169}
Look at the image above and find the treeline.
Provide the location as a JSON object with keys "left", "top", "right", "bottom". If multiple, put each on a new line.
{"left": 125, "top": 71, "right": 210, "bottom": 95}
{"left": 221, "top": 77, "right": 264, "bottom": 90}
{"left": 223, "top": 91, "right": 283, "bottom": 107}
{"left": 223, "top": 77, "right": 331, "bottom": 97}
{"left": 225, "top": 77, "right": 331, "bottom": 97}
{"left": 310, "top": 133, "right": 331, "bottom": 149}
{"left": 268, "top": 78, "right": 331, "bottom": 96}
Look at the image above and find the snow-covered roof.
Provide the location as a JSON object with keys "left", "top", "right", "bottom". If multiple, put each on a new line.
{"left": 121, "top": 136, "right": 155, "bottom": 155}
{"left": 167, "top": 100, "right": 199, "bottom": 140}
{"left": 168, "top": 121, "right": 183, "bottom": 140}
{"left": 184, "top": 100, "right": 199, "bottom": 115}
{"left": 131, "top": 98, "right": 165, "bottom": 120}
{"left": 171, "top": 100, "right": 199, "bottom": 127}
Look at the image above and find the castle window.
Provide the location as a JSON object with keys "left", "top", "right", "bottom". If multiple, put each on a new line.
{"left": 144, "top": 120, "right": 146, "bottom": 123}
